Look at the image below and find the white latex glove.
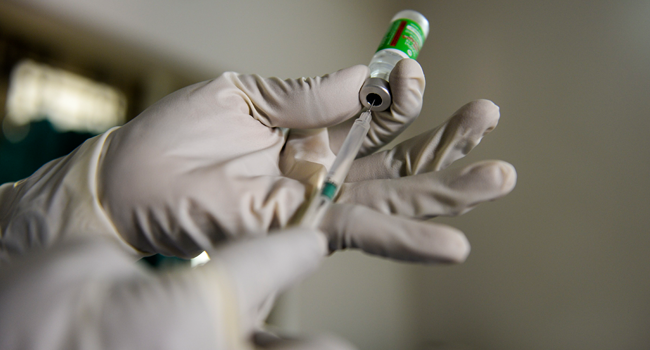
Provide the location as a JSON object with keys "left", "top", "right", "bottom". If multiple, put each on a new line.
{"left": 0, "top": 59, "right": 516, "bottom": 263}
{"left": 0, "top": 228, "right": 354, "bottom": 350}
{"left": 324, "top": 99, "right": 517, "bottom": 261}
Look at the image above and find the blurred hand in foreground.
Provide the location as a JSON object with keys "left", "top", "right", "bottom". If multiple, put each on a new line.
{"left": 1, "top": 228, "right": 361, "bottom": 349}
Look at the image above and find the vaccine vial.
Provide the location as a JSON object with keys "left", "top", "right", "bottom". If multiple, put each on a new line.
{"left": 360, "top": 10, "right": 429, "bottom": 111}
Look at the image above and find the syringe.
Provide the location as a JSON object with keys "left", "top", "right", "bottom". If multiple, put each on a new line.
{"left": 300, "top": 109, "right": 372, "bottom": 228}
{"left": 299, "top": 107, "right": 373, "bottom": 228}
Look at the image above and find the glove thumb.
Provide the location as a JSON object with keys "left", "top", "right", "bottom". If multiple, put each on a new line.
{"left": 230, "top": 65, "right": 369, "bottom": 129}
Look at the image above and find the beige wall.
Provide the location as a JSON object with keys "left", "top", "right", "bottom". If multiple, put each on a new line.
{"left": 9, "top": 0, "right": 650, "bottom": 349}
{"left": 406, "top": 1, "right": 650, "bottom": 349}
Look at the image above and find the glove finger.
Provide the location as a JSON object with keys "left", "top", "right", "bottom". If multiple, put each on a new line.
{"left": 364, "top": 58, "right": 426, "bottom": 155}
{"left": 346, "top": 99, "right": 500, "bottom": 182}
{"left": 232, "top": 65, "right": 368, "bottom": 129}
{"left": 339, "top": 160, "right": 516, "bottom": 220}
{"left": 212, "top": 228, "right": 327, "bottom": 332}
{"left": 253, "top": 332, "right": 357, "bottom": 350}
{"left": 327, "top": 59, "right": 425, "bottom": 156}
{"left": 320, "top": 203, "right": 470, "bottom": 263}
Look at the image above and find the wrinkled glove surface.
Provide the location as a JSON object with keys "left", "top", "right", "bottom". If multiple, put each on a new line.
{"left": 0, "top": 59, "right": 516, "bottom": 263}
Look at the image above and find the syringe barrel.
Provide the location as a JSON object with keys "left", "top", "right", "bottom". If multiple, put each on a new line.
{"left": 361, "top": 10, "right": 429, "bottom": 111}
{"left": 325, "top": 111, "right": 371, "bottom": 186}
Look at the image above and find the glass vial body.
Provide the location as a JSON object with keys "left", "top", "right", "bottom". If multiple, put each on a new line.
{"left": 361, "top": 10, "right": 429, "bottom": 111}
{"left": 369, "top": 10, "right": 429, "bottom": 80}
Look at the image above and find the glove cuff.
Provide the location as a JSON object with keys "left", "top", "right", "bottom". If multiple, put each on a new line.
{"left": 0, "top": 127, "right": 140, "bottom": 261}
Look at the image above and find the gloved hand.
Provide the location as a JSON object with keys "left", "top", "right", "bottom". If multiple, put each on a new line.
{"left": 0, "top": 59, "right": 516, "bottom": 263}
{"left": 0, "top": 227, "right": 355, "bottom": 349}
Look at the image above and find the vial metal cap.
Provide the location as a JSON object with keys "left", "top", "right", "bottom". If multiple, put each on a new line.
{"left": 360, "top": 77, "right": 391, "bottom": 111}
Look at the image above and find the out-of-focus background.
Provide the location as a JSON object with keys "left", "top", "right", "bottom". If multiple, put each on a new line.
{"left": 1, "top": 0, "right": 649, "bottom": 349}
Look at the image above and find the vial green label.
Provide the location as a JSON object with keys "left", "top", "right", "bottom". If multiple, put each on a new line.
{"left": 376, "top": 18, "right": 425, "bottom": 59}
